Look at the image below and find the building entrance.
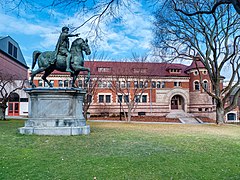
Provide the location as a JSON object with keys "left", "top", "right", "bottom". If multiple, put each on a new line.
{"left": 8, "top": 93, "right": 20, "bottom": 116}
{"left": 171, "top": 95, "right": 184, "bottom": 111}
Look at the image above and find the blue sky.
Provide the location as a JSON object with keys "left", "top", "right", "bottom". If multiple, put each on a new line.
{"left": 0, "top": 1, "right": 154, "bottom": 68}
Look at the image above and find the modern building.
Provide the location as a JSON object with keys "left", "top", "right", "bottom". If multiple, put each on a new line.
{"left": 0, "top": 36, "right": 29, "bottom": 117}
{"left": 31, "top": 56, "right": 222, "bottom": 121}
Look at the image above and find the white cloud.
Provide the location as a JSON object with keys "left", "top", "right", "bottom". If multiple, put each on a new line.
{"left": 0, "top": 1, "right": 154, "bottom": 62}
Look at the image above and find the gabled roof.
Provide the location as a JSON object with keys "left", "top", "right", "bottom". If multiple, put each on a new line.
{"left": 0, "top": 35, "right": 28, "bottom": 68}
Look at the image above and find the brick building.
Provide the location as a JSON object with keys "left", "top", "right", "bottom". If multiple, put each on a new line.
{"left": 31, "top": 56, "right": 223, "bottom": 120}
{"left": 0, "top": 36, "right": 29, "bottom": 117}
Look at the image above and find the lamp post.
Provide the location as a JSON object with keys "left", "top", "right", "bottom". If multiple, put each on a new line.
{"left": 119, "top": 100, "right": 122, "bottom": 121}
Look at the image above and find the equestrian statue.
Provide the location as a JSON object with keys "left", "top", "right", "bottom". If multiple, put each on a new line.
{"left": 30, "top": 26, "right": 91, "bottom": 88}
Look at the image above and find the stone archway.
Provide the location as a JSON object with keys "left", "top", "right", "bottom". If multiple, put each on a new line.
{"left": 171, "top": 95, "right": 185, "bottom": 111}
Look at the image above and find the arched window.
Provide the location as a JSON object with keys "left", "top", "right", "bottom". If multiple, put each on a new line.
{"left": 194, "top": 81, "right": 200, "bottom": 91}
{"left": 227, "top": 113, "right": 236, "bottom": 121}
{"left": 203, "top": 80, "right": 208, "bottom": 90}
{"left": 9, "top": 93, "right": 20, "bottom": 102}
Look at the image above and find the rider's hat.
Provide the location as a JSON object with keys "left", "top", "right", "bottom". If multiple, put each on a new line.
{"left": 62, "top": 26, "right": 69, "bottom": 32}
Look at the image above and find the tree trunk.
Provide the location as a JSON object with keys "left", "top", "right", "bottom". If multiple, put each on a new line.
{"left": 0, "top": 105, "right": 7, "bottom": 120}
{"left": 127, "top": 107, "right": 131, "bottom": 122}
{"left": 216, "top": 101, "right": 225, "bottom": 125}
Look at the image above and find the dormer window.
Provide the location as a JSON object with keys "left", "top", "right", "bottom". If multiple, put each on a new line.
{"left": 169, "top": 69, "right": 181, "bottom": 73}
{"left": 97, "top": 67, "right": 111, "bottom": 72}
{"left": 133, "top": 68, "right": 147, "bottom": 73}
{"left": 8, "top": 42, "right": 17, "bottom": 59}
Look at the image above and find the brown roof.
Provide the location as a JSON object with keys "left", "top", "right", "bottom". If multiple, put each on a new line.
{"left": 51, "top": 61, "right": 189, "bottom": 77}
{"left": 89, "top": 61, "right": 190, "bottom": 77}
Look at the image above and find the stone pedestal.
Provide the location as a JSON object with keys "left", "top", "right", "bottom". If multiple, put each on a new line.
{"left": 19, "top": 88, "right": 90, "bottom": 135}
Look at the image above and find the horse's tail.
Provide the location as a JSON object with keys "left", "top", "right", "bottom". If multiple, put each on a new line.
{"left": 32, "top": 50, "right": 41, "bottom": 70}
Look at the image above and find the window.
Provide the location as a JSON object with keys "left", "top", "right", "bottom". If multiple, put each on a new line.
{"left": 170, "top": 69, "right": 180, "bottom": 73}
{"left": 103, "top": 81, "right": 108, "bottom": 88}
{"left": 139, "top": 81, "right": 143, "bottom": 88}
{"left": 106, "top": 95, "right": 111, "bottom": 103}
{"left": 13, "top": 46, "right": 17, "bottom": 58}
{"left": 135, "top": 95, "right": 140, "bottom": 103}
{"left": 118, "top": 95, "right": 123, "bottom": 103}
{"left": 156, "top": 81, "right": 161, "bottom": 88}
{"left": 203, "top": 70, "right": 207, "bottom": 75}
{"left": 227, "top": 113, "right": 236, "bottom": 121}
{"left": 142, "top": 95, "right": 147, "bottom": 103}
{"left": 174, "top": 82, "right": 181, "bottom": 87}
{"left": 97, "top": 67, "right": 111, "bottom": 72}
{"left": 99, "top": 95, "right": 104, "bottom": 103}
{"left": 8, "top": 42, "right": 17, "bottom": 58}
{"left": 38, "top": 80, "right": 43, "bottom": 87}
{"left": 44, "top": 81, "right": 48, "bottom": 87}
{"left": 138, "top": 112, "right": 146, "bottom": 116}
{"left": 161, "top": 82, "right": 165, "bottom": 88}
{"left": 98, "top": 81, "right": 108, "bottom": 88}
{"left": 120, "top": 81, "right": 125, "bottom": 88}
{"left": 124, "top": 95, "right": 129, "bottom": 103}
{"left": 133, "top": 68, "right": 147, "bottom": 73}
{"left": 134, "top": 81, "right": 138, "bottom": 88}
{"left": 144, "top": 81, "right": 148, "bottom": 88}
{"left": 194, "top": 71, "right": 199, "bottom": 76}
{"left": 20, "top": 98, "right": 28, "bottom": 102}
{"left": 98, "top": 81, "right": 103, "bottom": 88}
{"left": 107, "top": 81, "right": 112, "bottom": 88}
{"left": 58, "top": 80, "right": 63, "bottom": 87}
{"left": 194, "top": 81, "right": 200, "bottom": 91}
{"left": 127, "top": 81, "right": 130, "bottom": 88}
{"left": 50, "top": 80, "right": 54, "bottom": 87}
{"left": 8, "top": 42, "right": 13, "bottom": 55}
{"left": 135, "top": 95, "right": 147, "bottom": 103}
{"left": 198, "top": 108, "right": 202, "bottom": 112}
{"left": 64, "top": 80, "right": 69, "bottom": 87}
{"left": 98, "top": 94, "right": 111, "bottom": 103}
{"left": 203, "top": 80, "right": 208, "bottom": 90}
{"left": 69, "top": 80, "right": 73, "bottom": 87}
{"left": 152, "top": 81, "right": 156, "bottom": 88}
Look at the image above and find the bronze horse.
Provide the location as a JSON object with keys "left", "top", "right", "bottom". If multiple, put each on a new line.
{"left": 30, "top": 38, "right": 91, "bottom": 88}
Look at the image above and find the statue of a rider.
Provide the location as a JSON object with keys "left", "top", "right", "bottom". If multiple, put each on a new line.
{"left": 52, "top": 26, "right": 79, "bottom": 73}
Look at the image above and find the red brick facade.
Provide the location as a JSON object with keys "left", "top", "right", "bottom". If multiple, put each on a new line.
{"left": 31, "top": 59, "right": 220, "bottom": 120}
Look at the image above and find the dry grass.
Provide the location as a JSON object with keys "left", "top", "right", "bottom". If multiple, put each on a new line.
{"left": 1, "top": 120, "right": 240, "bottom": 179}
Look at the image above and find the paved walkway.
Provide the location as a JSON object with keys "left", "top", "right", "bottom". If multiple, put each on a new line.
{"left": 88, "top": 120, "right": 212, "bottom": 125}
{"left": 5, "top": 116, "right": 212, "bottom": 125}
{"left": 5, "top": 116, "right": 28, "bottom": 120}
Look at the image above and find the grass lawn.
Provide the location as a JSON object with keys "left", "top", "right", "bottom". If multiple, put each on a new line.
{"left": 1, "top": 120, "right": 240, "bottom": 180}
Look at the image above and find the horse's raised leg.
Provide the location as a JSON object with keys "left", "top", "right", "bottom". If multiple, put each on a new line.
{"left": 30, "top": 68, "right": 46, "bottom": 88}
{"left": 42, "top": 69, "right": 54, "bottom": 87}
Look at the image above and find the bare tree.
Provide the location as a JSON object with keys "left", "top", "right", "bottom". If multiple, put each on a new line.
{"left": 0, "top": 0, "right": 133, "bottom": 39}
{"left": 109, "top": 55, "right": 152, "bottom": 122}
{"left": 153, "top": 1, "right": 240, "bottom": 124}
{"left": 0, "top": 72, "right": 27, "bottom": 120}
{"left": 81, "top": 51, "right": 107, "bottom": 119}
{"left": 171, "top": 0, "right": 240, "bottom": 16}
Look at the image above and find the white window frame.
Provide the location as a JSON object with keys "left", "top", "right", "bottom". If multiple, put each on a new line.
{"left": 98, "top": 93, "right": 112, "bottom": 104}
